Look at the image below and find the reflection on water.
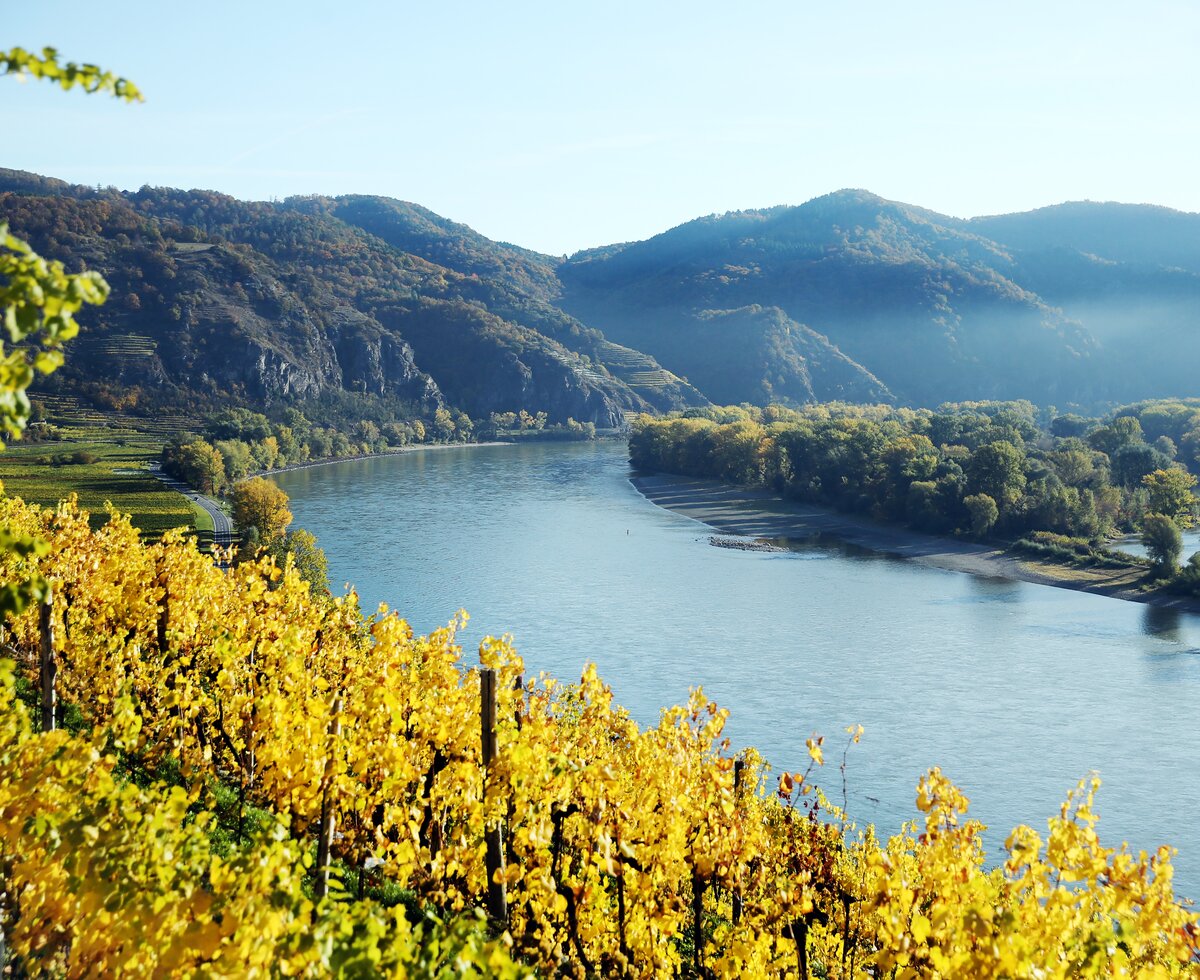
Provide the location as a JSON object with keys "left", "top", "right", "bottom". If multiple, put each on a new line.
{"left": 1142, "top": 603, "right": 1183, "bottom": 639}
{"left": 276, "top": 441, "right": 1200, "bottom": 899}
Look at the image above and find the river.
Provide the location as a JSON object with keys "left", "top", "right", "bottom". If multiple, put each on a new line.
{"left": 274, "top": 440, "right": 1200, "bottom": 899}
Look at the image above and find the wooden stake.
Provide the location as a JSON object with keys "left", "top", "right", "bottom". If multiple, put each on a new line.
{"left": 507, "top": 672, "right": 525, "bottom": 867}
{"left": 39, "top": 594, "right": 56, "bottom": 733}
{"left": 733, "top": 758, "right": 745, "bottom": 925}
{"left": 512, "top": 671, "right": 525, "bottom": 730}
{"left": 480, "top": 668, "right": 507, "bottom": 925}
{"left": 315, "top": 696, "right": 343, "bottom": 899}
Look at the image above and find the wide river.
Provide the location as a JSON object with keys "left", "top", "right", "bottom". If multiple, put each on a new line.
{"left": 275, "top": 440, "right": 1200, "bottom": 899}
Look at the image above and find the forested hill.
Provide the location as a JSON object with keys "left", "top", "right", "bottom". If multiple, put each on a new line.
{"left": 558, "top": 191, "right": 1200, "bottom": 409}
{"left": 0, "top": 170, "right": 704, "bottom": 427}
{"left": 7, "top": 172, "right": 1200, "bottom": 425}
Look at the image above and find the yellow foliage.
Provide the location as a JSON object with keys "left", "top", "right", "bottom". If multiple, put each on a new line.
{"left": 0, "top": 493, "right": 1195, "bottom": 976}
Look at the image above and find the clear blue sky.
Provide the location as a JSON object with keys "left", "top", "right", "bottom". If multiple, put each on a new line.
{"left": 6, "top": 1, "right": 1199, "bottom": 255}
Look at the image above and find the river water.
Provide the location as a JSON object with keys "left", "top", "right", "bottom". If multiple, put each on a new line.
{"left": 274, "top": 440, "right": 1200, "bottom": 899}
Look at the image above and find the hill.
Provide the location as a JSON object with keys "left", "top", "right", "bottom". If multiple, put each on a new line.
{"left": 0, "top": 170, "right": 704, "bottom": 429}
{"left": 558, "top": 190, "right": 1103, "bottom": 407}
{"left": 6, "top": 173, "right": 1200, "bottom": 422}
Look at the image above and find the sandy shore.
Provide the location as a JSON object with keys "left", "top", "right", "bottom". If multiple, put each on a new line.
{"left": 632, "top": 472, "right": 1200, "bottom": 614}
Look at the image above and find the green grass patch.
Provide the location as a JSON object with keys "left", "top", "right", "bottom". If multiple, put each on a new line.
{"left": 0, "top": 425, "right": 197, "bottom": 537}
{"left": 1009, "top": 531, "right": 1148, "bottom": 569}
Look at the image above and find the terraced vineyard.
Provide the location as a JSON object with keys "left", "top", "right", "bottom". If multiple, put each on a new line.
{"left": 596, "top": 340, "right": 690, "bottom": 393}
{"left": 74, "top": 332, "right": 158, "bottom": 364}
{"left": 33, "top": 392, "right": 201, "bottom": 440}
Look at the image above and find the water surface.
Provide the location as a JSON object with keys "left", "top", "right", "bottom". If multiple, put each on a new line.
{"left": 276, "top": 441, "right": 1200, "bottom": 897}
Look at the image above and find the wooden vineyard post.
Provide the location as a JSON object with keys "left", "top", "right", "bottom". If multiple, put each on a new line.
{"left": 39, "top": 592, "right": 56, "bottom": 733}
{"left": 314, "top": 696, "right": 344, "bottom": 900}
{"left": 512, "top": 672, "right": 524, "bottom": 730}
{"left": 733, "top": 758, "right": 745, "bottom": 925}
{"left": 480, "top": 668, "right": 508, "bottom": 926}
{"left": 506, "top": 673, "right": 525, "bottom": 867}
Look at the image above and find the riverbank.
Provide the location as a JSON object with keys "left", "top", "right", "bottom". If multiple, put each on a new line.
{"left": 249, "top": 440, "right": 514, "bottom": 479}
{"left": 632, "top": 472, "right": 1200, "bottom": 614}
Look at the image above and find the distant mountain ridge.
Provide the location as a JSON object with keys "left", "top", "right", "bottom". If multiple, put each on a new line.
{"left": 559, "top": 190, "right": 1200, "bottom": 408}
{"left": 3, "top": 171, "right": 1200, "bottom": 419}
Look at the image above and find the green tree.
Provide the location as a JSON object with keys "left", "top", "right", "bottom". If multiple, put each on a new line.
{"left": 966, "top": 441, "right": 1026, "bottom": 512}
{"left": 1050, "top": 414, "right": 1092, "bottom": 438}
{"left": 215, "top": 438, "right": 254, "bottom": 482}
{"left": 1088, "top": 416, "right": 1144, "bottom": 455}
{"left": 1048, "top": 443, "right": 1097, "bottom": 488}
{"left": 963, "top": 493, "right": 999, "bottom": 537}
{"left": 1142, "top": 513, "right": 1183, "bottom": 575}
{"left": 1142, "top": 468, "right": 1197, "bottom": 527}
{"left": 268, "top": 528, "right": 330, "bottom": 595}
{"left": 1111, "top": 443, "right": 1169, "bottom": 488}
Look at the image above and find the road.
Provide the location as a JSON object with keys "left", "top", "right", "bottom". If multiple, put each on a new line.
{"left": 149, "top": 464, "right": 235, "bottom": 548}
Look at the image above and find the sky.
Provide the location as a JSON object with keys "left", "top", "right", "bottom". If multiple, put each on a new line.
{"left": 5, "top": 0, "right": 1200, "bottom": 255}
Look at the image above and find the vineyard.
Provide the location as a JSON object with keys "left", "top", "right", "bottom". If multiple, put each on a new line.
{"left": 0, "top": 491, "right": 1197, "bottom": 977}
{"left": 596, "top": 341, "right": 689, "bottom": 395}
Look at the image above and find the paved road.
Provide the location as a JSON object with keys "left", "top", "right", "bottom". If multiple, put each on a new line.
{"left": 149, "top": 464, "right": 235, "bottom": 548}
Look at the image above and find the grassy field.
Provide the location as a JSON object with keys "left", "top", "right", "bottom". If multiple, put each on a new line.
{"left": 0, "top": 425, "right": 199, "bottom": 538}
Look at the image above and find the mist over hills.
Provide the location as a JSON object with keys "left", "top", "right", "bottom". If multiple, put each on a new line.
{"left": 3, "top": 170, "right": 1200, "bottom": 424}
{"left": 562, "top": 190, "right": 1200, "bottom": 409}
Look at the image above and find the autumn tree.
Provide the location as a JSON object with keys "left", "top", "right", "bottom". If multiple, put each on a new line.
{"left": 1142, "top": 468, "right": 1197, "bottom": 526}
{"left": 433, "top": 407, "right": 455, "bottom": 440}
{"left": 230, "top": 477, "right": 292, "bottom": 543}
{"left": 166, "top": 436, "right": 227, "bottom": 495}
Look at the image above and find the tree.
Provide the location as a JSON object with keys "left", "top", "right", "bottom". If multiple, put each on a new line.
{"left": 1111, "top": 443, "right": 1169, "bottom": 488}
{"left": 230, "top": 478, "right": 292, "bottom": 543}
{"left": 1142, "top": 513, "right": 1183, "bottom": 575}
{"left": 1142, "top": 468, "right": 1197, "bottom": 527}
{"left": 269, "top": 528, "right": 330, "bottom": 595}
{"left": 966, "top": 441, "right": 1026, "bottom": 512}
{"left": 964, "top": 493, "right": 999, "bottom": 537}
{"left": 1050, "top": 414, "right": 1091, "bottom": 438}
{"left": 164, "top": 436, "right": 226, "bottom": 495}
{"left": 1048, "top": 441, "right": 1098, "bottom": 488}
{"left": 1088, "top": 416, "right": 1143, "bottom": 456}
{"left": 215, "top": 438, "right": 254, "bottom": 482}
{"left": 432, "top": 407, "right": 455, "bottom": 440}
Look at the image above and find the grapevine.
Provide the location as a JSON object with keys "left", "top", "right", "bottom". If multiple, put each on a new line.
{"left": 0, "top": 492, "right": 1195, "bottom": 977}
